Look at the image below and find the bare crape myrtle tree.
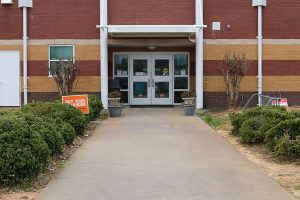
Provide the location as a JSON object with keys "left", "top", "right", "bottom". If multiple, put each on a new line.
{"left": 219, "top": 53, "right": 250, "bottom": 109}
{"left": 49, "top": 58, "right": 80, "bottom": 96}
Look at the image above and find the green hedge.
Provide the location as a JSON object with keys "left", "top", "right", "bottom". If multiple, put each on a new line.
{"left": 86, "top": 95, "right": 103, "bottom": 123}
{"left": 239, "top": 116, "right": 266, "bottom": 144}
{"left": 0, "top": 115, "right": 50, "bottom": 185}
{"left": 230, "top": 106, "right": 300, "bottom": 159}
{"left": 0, "top": 96, "right": 102, "bottom": 185}
{"left": 21, "top": 102, "right": 87, "bottom": 135}
{"left": 265, "top": 119, "right": 300, "bottom": 158}
{"left": 229, "top": 106, "right": 287, "bottom": 137}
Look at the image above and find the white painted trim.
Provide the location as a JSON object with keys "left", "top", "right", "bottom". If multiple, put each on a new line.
{"left": 2, "top": 39, "right": 300, "bottom": 46}
{"left": 48, "top": 45, "right": 75, "bottom": 77}
{"left": 108, "top": 38, "right": 195, "bottom": 47}
{"left": 107, "top": 25, "right": 203, "bottom": 34}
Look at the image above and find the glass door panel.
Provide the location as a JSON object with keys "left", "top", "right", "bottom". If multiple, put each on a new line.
{"left": 155, "top": 60, "right": 169, "bottom": 76}
{"left": 130, "top": 56, "right": 151, "bottom": 105}
{"left": 155, "top": 82, "right": 169, "bottom": 98}
{"left": 133, "top": 60, "right": 148, "bottom": 76}
{"left": 151, "top": 55, "right": 173, "bottom": 105}
{"left": 134, "top": 82, "right": 148, "bottom": 98}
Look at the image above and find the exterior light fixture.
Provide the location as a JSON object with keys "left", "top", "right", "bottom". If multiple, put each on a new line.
{"left": 148, "top": 46, "right": 157, "bottom": 50}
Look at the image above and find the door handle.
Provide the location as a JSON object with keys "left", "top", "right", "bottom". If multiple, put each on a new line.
{"left": 148, "top": 79, "right": 150, "bottom": 87}
{"left": 152, "top": 79, "right": 154, "bottom": 87}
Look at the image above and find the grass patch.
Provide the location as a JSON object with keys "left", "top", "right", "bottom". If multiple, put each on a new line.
{"left": 295, "top": 184, "right": 300, "bottom": 190}
{"left": 199, "top": 110, "right": 231, "bottom": 131}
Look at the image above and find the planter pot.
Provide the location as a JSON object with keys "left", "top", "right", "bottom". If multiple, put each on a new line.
{"left": 183, "top": 105, "right": 196, "bottom": 116}
{"left": 182, "top": 97, "right": 195, "bottom": 105}
{"left": 108, "top": 98, "right": 121, "bottom": 106}
{"left": 108, "top": 106, "right": 122, "bottom": 117}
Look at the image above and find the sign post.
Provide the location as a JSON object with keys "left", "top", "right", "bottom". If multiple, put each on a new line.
{"left": 62, "top": 95, "right": 89, "bottom": 114}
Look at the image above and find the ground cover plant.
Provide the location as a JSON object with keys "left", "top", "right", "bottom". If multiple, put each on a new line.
{"left": 0, "top": 95, "right": 102, "bottom": 186}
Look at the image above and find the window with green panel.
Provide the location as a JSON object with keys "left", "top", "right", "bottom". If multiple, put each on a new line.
{"left": 50, "top": 46, "right": 74, "bottom": 60}
{"left": 174, "top": 54, "right": 188, "bottom": 76}
{"left": 114, "top": 55, "right": 128, "bottom": 76}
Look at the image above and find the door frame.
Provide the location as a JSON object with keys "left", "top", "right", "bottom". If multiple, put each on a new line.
{"left": 0, "top": 51, "right": 21, "bottom": 107}
{"left": 129, "top": 55, "right": 152, "bottom": 105}
{"left": 113, "top": 52, "right": 190, "bottom": 105}
{"left": 151, "top": 54, "right": 173, "bottom": 105}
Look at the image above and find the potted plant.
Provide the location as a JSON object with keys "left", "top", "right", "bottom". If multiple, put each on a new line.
{"left": 108, "top": 91, "right": 122, "bottom": 117}
{"left": 181, "top": 91, "right": 196, "bottom": 116}
{"left": 108, "top": 91, "right": 121, "bottom": 106}
{"left": 181, "top": 91, "right": 196, "bottom": 105}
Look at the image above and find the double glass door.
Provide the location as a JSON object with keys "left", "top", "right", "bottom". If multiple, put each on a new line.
{"left": 130, "top": 55, "right": 173, "bottom": 105}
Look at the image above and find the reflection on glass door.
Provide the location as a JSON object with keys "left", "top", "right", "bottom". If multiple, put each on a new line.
{"left": 151, "top": 55, "right": 173, "bottom": 105}
{"left": 129, "top": 54, "right": 174, "bottom": 105}
{"left": 130, "top": 56, "right": 151, "bottom": 105}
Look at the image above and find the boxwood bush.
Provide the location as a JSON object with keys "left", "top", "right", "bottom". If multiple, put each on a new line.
{"left": 86, "top": 95, "right": 103, "bottom": 123}
{"left": 230, "top": 106, "right": 300, "bottom": 159}
{"left": 0, "top": 114, "right": 50, "bottom": 185}
{"left": 239, "top": 116, "right": 266, "bottom": 144}
{"left": 230, "top": 106, "right": 287, "bottom": 137}
{"left": 0, "top": 97, "right": 102, "bottom": 185}
{"left": 21, "top": 102, "right": 87, "bottom": 135}
{"left": 265, "top": 118, "right": 300, "bottom": 153}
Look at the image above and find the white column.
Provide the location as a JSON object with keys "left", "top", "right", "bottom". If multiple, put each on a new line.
{"left": 100, "top": 0, "right": 108, "bottom": 109}
{"left": 257, "top": 6, "right": 263, "bottom": 106}
{"left": 23, "top": 7, "right": 28, "bottom": 105}
{"left": 195, "top": 0, "right": 204, "bottom": 109}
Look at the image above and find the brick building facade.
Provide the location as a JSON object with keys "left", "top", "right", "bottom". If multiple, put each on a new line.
{"left": 0, "top": 0, "right": 299, "bottom": 108}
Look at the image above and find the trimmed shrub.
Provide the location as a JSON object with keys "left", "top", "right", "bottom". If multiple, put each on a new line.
{"left": 265, "top": 118, "right": 300, "bottom": 151}
{"left": 86, "top": 95, "right": 103, "bottom": 123}
{"left": 230, "top": 106, "right": 287, "bottom": 137}
{"left": 0, "top": 115, "right": 50, "bottom": 185}
{"left": 273, "top": 134, "right": 300, "bottom": 159}
{"left": 229, "top": 113, "right": 243, "bottom": 136}
{"left": 55, "top": 119, "right": 76, "bottom": 145}
{"left": 10, "top": 112, "right": 67, "bottom": 156}
{"left": 30, "top": 118, "right": 65, "bottom": 156}
{"left": 22, "top": 102, "right": 87, "bottom": 135}
{"left": 239, "top": 117, "right": 266, "bottom": 144}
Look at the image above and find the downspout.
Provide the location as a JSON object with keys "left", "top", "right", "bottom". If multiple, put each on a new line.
{"left": 22, "top": 7, "right": 28, "bottom": 105}
{"left": 19, "top": 0, "right": 32, "bottom": 105}
{"left": 252, "top": 0, "right": 266, "bottom": 106}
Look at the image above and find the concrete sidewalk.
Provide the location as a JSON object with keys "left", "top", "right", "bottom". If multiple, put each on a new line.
{"left": 37, "top": 108, "right": 294, "bottom": 200}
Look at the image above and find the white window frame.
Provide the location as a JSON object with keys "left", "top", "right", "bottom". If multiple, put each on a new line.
{"left": 48, "top": 45, "right": 75, "bottom": 76}
{"left": 173, "top": 53, "right": 190, "bottom": 104}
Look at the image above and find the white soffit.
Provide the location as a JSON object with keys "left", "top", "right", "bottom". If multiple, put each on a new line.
{"left": 105, "top": 25, "right": 201, "bottom": 38}
{"left": 108, "top": 39, "right": 195, "bottom": 47}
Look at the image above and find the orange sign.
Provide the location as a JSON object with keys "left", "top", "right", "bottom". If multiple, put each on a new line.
{"left": 62, "top": 95, "right": 89, "bottom": 114}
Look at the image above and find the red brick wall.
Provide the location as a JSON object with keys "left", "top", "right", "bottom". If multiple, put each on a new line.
{"left": 0, "top": 4, "right": 22, "bottom": 39}
{"left": 1, "top": 0, "right": 300, "bottom": 39}
{"left": 0, "top": 0, "right": 100, "bottom": 39}
{"left": 108, "top": 0, "right": 195, "bottom": 25}
{"left": 204, "top": 0, "right": 300, "bottom": 39}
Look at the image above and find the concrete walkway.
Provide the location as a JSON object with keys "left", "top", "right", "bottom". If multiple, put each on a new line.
{"left": 37, "top": 108, "right": 294, "bottom": 200}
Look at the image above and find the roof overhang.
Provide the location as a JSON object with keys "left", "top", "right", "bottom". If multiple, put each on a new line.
{"left": 108, "top": 38, "right": 195, "bottom": 47}
{"left": 96, "top": 25, "right": 206, "bottom": 38}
